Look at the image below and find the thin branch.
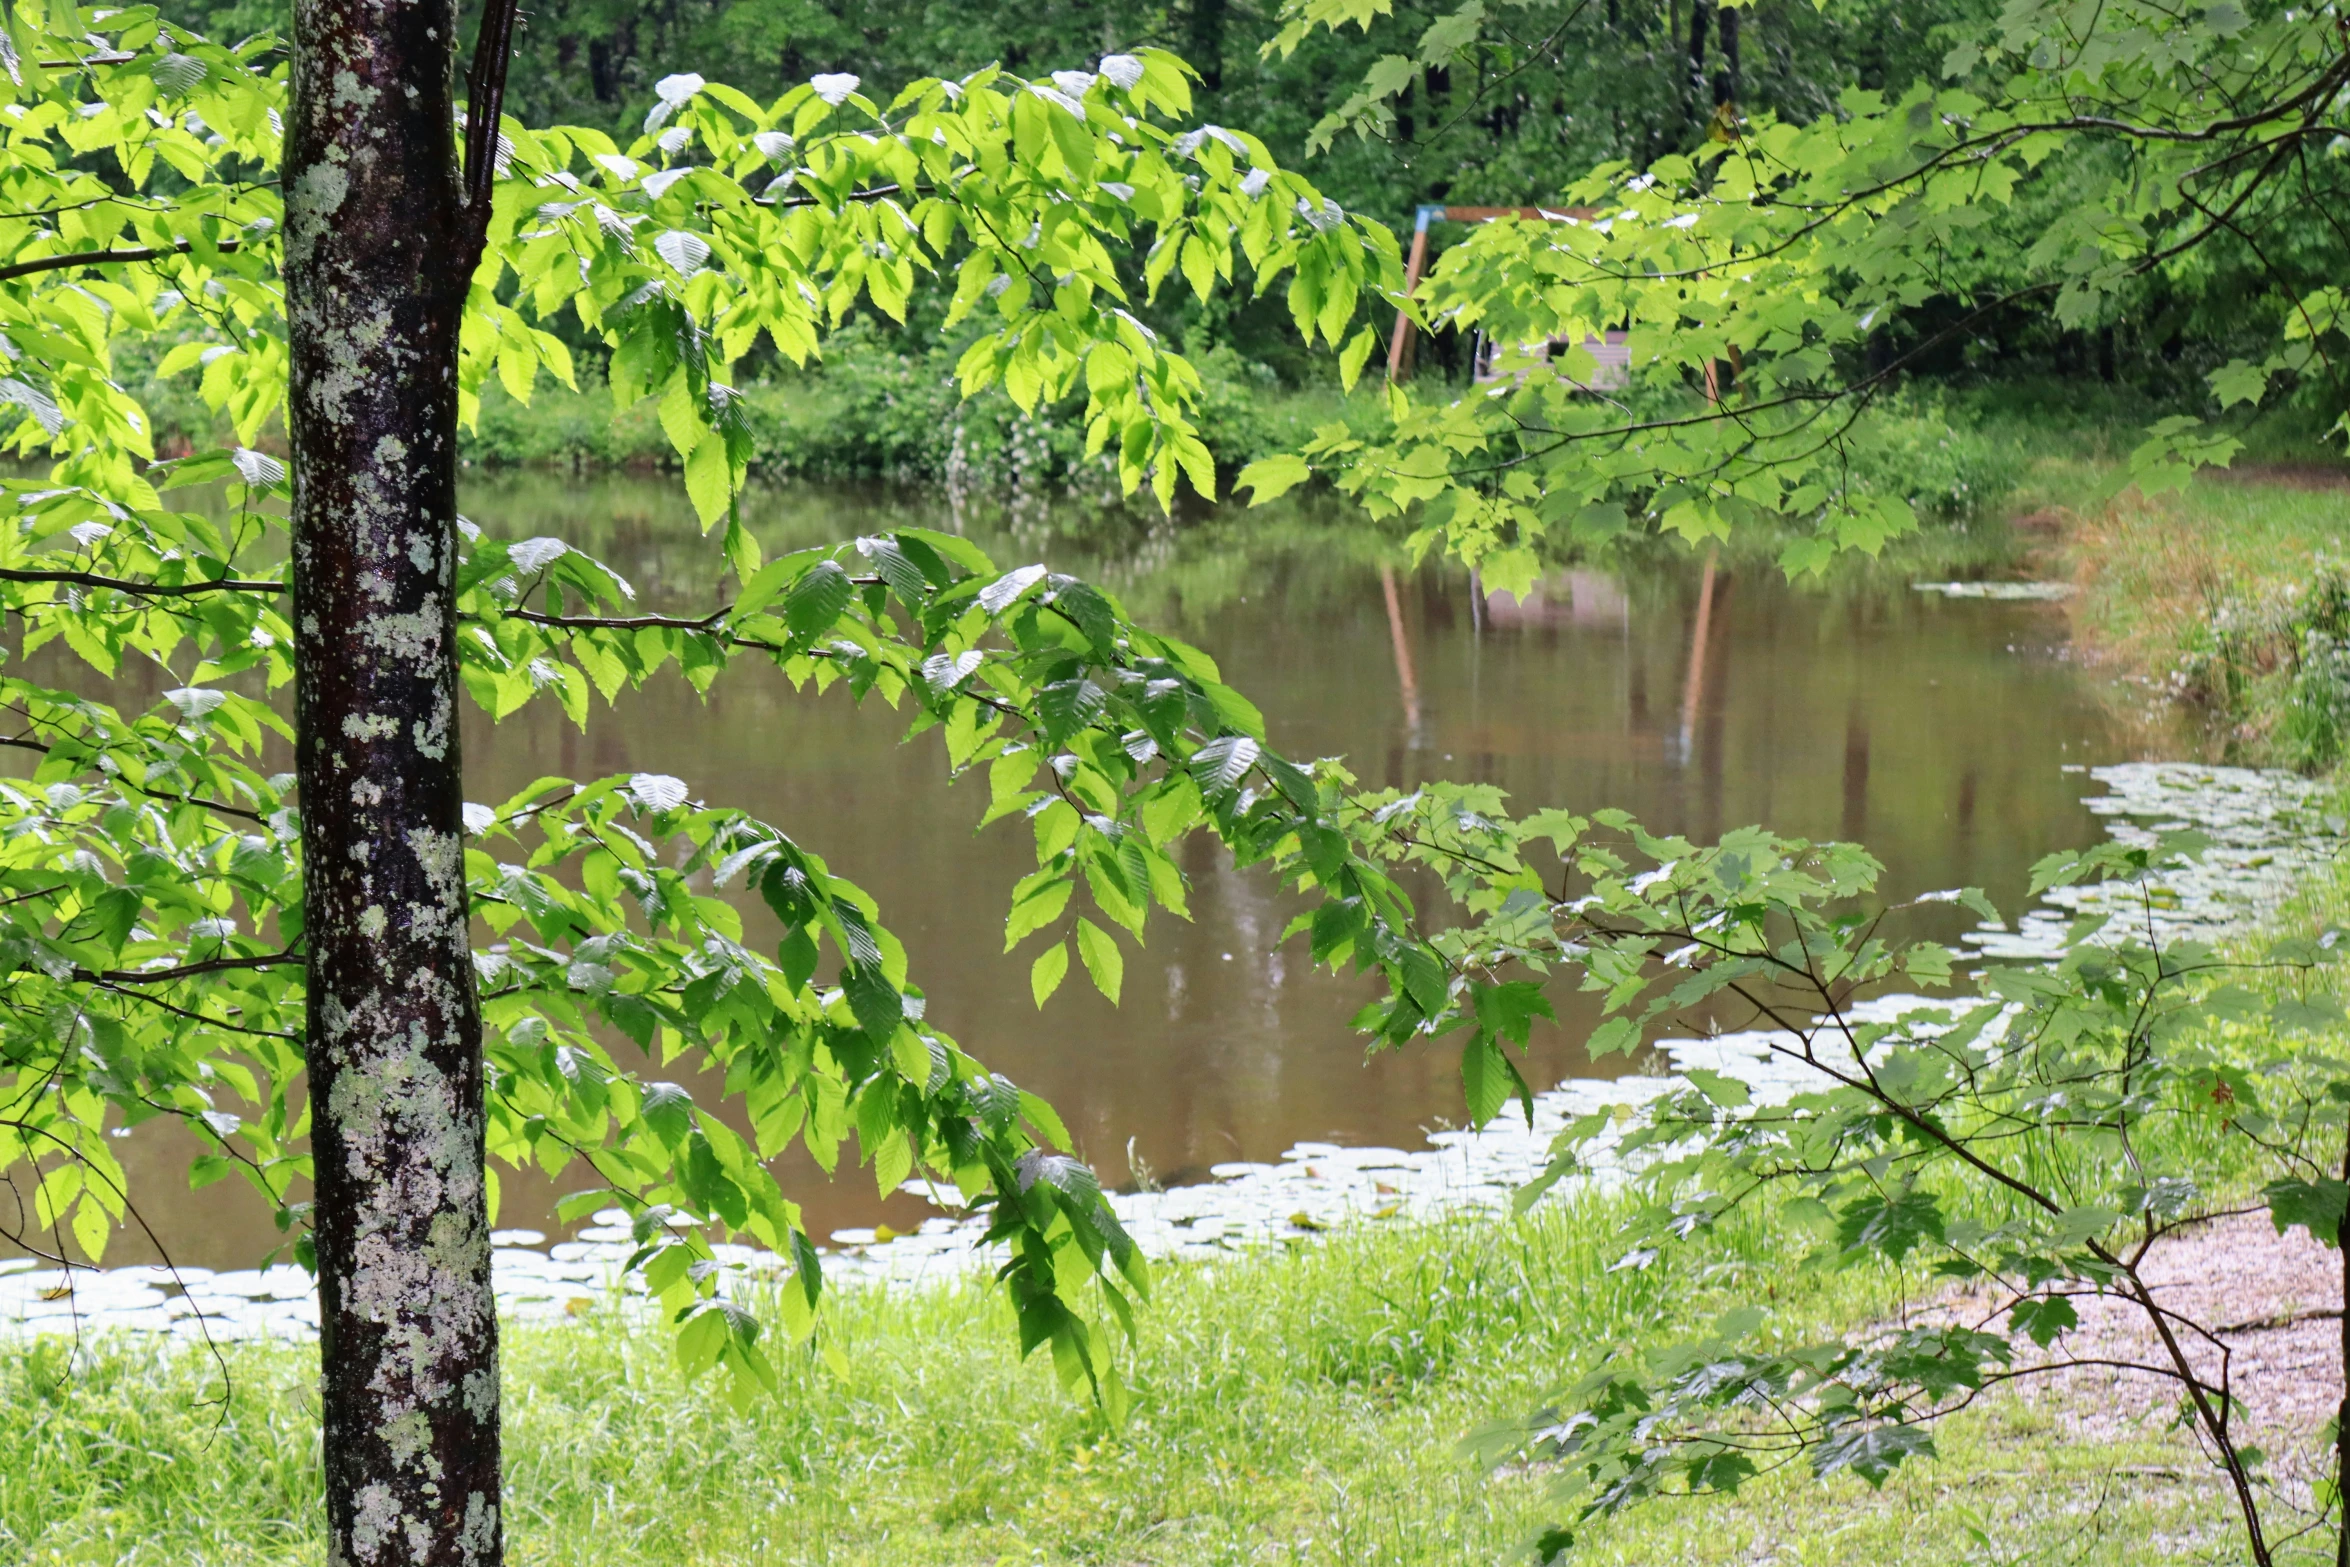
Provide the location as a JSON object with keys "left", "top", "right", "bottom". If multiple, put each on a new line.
{"left": 0, "top": 566, "right": 284, "bottom": 597}
{"left": 0, "top": 235, "right": 245, "bottom": 284}
{"left": 74, "top": 951, "right": 301, "bottom": 984}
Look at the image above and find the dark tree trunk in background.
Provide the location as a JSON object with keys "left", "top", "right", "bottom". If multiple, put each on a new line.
{"left": 1684, "top": 0, "right": 1712, "bottom": 139}
{"left": 589, "top": 31, "right": 624, "bottom": 102}
{"left": 1714, "top": 5, "right": 1740, "bottom": 112}
{"left": 1189, "top": 0, "right": 1227, "bottom": 91}
{"left": 284, "top": 0, "right": 502, "bottom": 1557}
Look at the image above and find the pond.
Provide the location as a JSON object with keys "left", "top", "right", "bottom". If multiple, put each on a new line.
{"left": 26, "top": 476, "right": 2176, "bottom": 1270}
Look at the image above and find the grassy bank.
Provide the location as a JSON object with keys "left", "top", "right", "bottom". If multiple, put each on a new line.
{"left": 5, "top": 1183, "right": 2259, "bottom": 1566}
{"left": 1833, "top": 383, "right": 2350, "bottom": 768}
{"left": 2061, "top": 474, "right": 2350, "bottom": 767}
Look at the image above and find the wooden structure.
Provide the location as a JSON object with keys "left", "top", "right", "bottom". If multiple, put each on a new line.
{"left": 1386, "top": 204, "right": 1625, "bottom": 388}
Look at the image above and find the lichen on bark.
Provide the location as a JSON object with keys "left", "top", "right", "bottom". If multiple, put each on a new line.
{"left": 284, "top": 0, "right": 503, "bottom": 1557}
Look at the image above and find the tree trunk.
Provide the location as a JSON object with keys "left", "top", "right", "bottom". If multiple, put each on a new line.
{"left": 1189, "top": 0, "right": 1228, "bottom": 92}
{"left": 1684, "top": 0, "right": 1712, "bottom": 137}
{"left": 284, "top": 0, "right": 502, "bottom": 1558}
{"left": 1714, "top": 5, "right": 1740, "bottom": 113}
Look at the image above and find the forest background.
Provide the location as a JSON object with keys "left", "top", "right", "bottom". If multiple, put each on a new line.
{"left": 11, "top": 0, "right": 2350, "bottom": 1564}
{"left": 126, "top": 0, "right": 2286, "bottom": 483}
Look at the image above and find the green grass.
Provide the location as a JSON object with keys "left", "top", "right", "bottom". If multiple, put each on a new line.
{"left": 3, "top": 1191, "right": 2257, "bottom": 1566}
{"left": 2071, "top": 477, "right": 2350, "bottom": 653}
{"left": 2058, "top": 465, "right": 2350, "bottom": 765}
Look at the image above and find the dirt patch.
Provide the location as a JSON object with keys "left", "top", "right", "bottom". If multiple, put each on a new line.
{"left": 2206, "top": 462, "right": 2350, "bottom": 491}
{"left": 2030, "top": 1213, "right": 2338, "bottom": 1446}
{"left": 1923, "top": 1212, "right": 2340, "bottom": 1477}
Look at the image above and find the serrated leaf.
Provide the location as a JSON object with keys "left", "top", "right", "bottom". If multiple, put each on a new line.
{"left": 655, "top": 230, "right": 712, "bottom": 276}
{"left": 784, "top": 560, "right": 853, "bottom": 639}
{"left": 1076, "top": 917, "right": 1123, "bottom": 1003}
{"left": 1031, "top": 941, "right": 1070, "bottom": 1007}
{"left": 2264, "top": 1177, "right": 2348, "bottom": 1244}
{"left": 1189, "top": 735, "right": 1259, "bottom": 793}
{"left": 980, "top": 564, "right": 1048, "bottom": 615}
{"left": 1236, "top": 453, "right": 1310, "bottom": 504}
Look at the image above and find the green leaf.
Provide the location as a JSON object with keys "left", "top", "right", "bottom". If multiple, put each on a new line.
{"left": 1005, "top": 877, "right": 1074, "bottom": 951}
{"left": 676, "top": 1303, "right": 730, "bottom": 1379}
{"left": 1460, "top": 1032, "right": 1526, "bottom": 1127}
{"left": 71, "top": 1194, "right": 111, "bottom": 1263}
{"left": 784, "top": 560, "right": 853, "bottom": 639}
{"left": 2264, "top": 1178, "right": 2348, "bottom": 1244}
{"left": 1681, "top": 1067, "right": 1750, "bottom": 1108}
{"left": 1031, "top": 941, "right": 1070, "bottom": 1008}
{"left": 843, "top": 962, "right": 905, "bottom": 1045}
{"left": 1189, "top": 735, "right": 1259, "bottom": 793}
{"left": 1813, "top": 1424, "right": 1934, "bottom": 1487}
{"left": 2207, "top": 358, "right": 2269, "bottom": 410}
{"left": 2009, "top": 1294, "right": 2079, "bottom": 1348}
{"left": 641, "top": 1082, "right": 695, "bottom": 1148}
{"left": 1236, "top": 453, "right": 1311, "bottom": 504}
{"left": 1075, "top": 916, "right": 1123, "bottom": 1003}
{"left": 1837, "top": 1188, "right": 1943, "bottom": 1262}
{"left": 1337, "top": 326, "right": 1377, "bottom": 392}
{"left": 1471, "top": 979, "right": 1553, "bottom": 1046}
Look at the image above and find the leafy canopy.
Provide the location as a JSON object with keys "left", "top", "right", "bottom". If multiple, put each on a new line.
{"left": 1243, "top": 0, "right": 2350, "bottom": 590}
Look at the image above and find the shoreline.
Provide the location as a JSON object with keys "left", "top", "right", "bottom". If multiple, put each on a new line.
{"left": 3, "top": 761, "right": 2330, "bottom": 1344}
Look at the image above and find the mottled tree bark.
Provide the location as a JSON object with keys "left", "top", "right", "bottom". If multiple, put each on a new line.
{"left": 284, "top": 0, "right": 502, "bottom": 1559}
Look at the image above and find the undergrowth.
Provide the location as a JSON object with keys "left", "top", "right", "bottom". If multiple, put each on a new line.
{"left": 1, "top": 1188, "right": 2256, "bottom": 1565}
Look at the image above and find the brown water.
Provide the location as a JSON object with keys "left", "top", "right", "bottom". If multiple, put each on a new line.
{"left": 25, "top": 477, "right": 2172, "bottom": 1267}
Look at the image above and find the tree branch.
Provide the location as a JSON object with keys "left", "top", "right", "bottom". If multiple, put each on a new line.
{"left": 0, "top": 566, "right": 284, "bottom": 597}
{"left": 0, "top": 236, "right": 244, "bottom": 284}
{"left": 74, "top": 951, "right": 301, "bottom": 984}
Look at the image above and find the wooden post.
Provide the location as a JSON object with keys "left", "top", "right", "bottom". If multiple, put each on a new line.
{"left": 1387, "top": 207, "right": 1434, "bottom": 384}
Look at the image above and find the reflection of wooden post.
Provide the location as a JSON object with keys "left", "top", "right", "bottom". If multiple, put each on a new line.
{"left": 1380, "top": 564, "right": 1422, "bottom": 732}
{"left": 1840, "top": 707, "right": 1871, "bottom": 841}
{"left": 1387, "top": 213, "right": 1433, "bottom": 384}
{"left": 1677, "top": 549, "right": 1719, "bottom": 757}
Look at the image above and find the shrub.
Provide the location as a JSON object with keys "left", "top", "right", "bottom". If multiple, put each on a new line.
{"left": 1843, "top": 391, "right": 2028, "bottom": 521}
{"left": 2174, "top": 556, "right": 2350, "bottom": 770}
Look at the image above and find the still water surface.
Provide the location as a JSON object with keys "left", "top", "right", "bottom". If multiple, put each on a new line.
{"left": 73, "top": 477, "right": 2170, "bottom": 1267}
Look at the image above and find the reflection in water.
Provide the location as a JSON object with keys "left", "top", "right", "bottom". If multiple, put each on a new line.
{"left": 1378, "top": 562, "right": 1422, "bottom": 738}
{"left": 13, "top": 476, "right": 2178, "bottom": 1267}
{"left": 1678, "top": 550, "right": 1720, "bottom": 763}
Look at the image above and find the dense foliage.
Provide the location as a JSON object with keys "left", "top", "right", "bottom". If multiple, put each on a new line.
{"left": 1480, "top": 829, "right": 2349, "bottom": 1564}
{"left": 1241, "top": 0, "right": 2350, "bottom": 592}
{"left": 4, "top": 0, "right": 2350, "bottom": 1560}
{"left": 132, "top": 0, "right": 1977, "bottom": 381}
{"left": 0, "top": 8, "right": 1405, "bottom": 1414}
